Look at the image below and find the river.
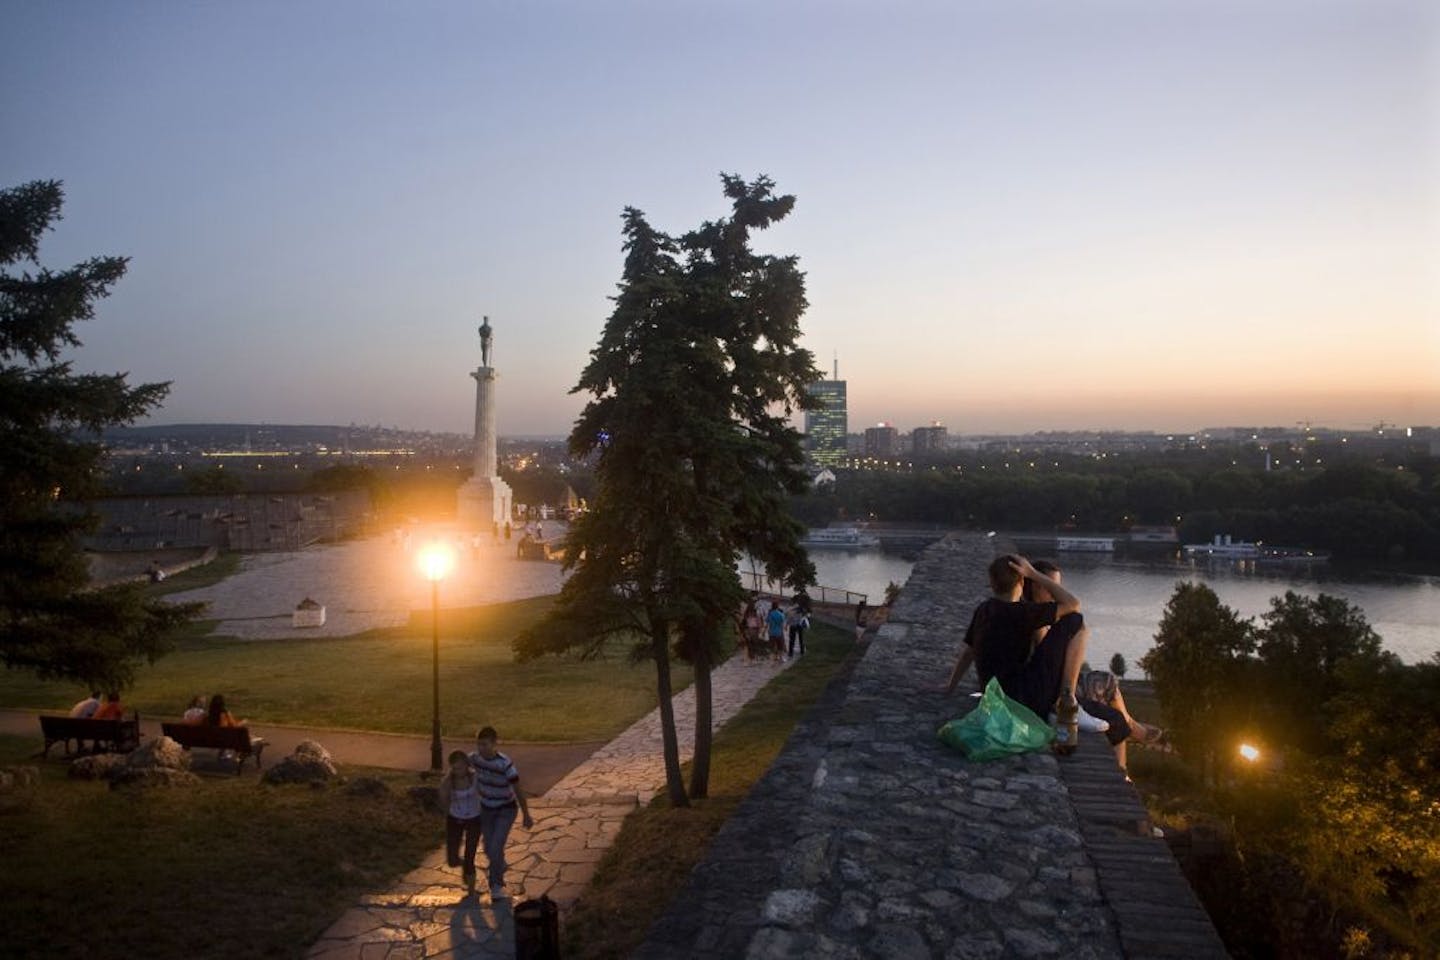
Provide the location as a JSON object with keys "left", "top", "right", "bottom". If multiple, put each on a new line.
{"left": 803, "top": 546, "right": 1440, "bottom": 671}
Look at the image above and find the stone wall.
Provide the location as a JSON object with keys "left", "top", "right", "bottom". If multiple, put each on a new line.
{"left": 636, "top": 534, "right": 1227, "bottom": 960}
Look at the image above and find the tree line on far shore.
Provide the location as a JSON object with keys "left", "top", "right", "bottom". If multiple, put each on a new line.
{"left": 791, "top": 457, "right": 1440, "bottom": 564}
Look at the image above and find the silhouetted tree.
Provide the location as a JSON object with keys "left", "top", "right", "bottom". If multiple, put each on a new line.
{"left": 516, "top": 175, "right": 818, "bottom": 804}
{"left": 185, "top": 464, "right": 244, "bottom": 495}
{"left": 1255, "top": 591, "right": 1393, "bottom": 752}
{"left": 0, "top": 181, "right": 201, "bottom": 687}
{"left": 1140, "top": 582, "right": 1254, "bottom": 783}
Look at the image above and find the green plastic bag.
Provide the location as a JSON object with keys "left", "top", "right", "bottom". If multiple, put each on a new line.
{"left": 938, "top": 678, "right": 1054, "bottom": 761}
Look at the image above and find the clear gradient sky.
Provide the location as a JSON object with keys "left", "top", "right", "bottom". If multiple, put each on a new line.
{"left": 3, "top": 1, "right": 1437, "bottom": 436}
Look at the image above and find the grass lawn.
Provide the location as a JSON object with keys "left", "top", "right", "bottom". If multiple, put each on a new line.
{"left": 0, "top": 734, "right": 441, "bottom": 960}
{"left": 560, "top": 619, "right": 858, "bottom": 960}
{"left": 0, "top": 597, "right": 691, "bottom": 742}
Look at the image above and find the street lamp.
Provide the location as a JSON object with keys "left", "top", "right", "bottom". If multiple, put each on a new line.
{"left": 418, "top": 542, "right": 455, "bottom": 771}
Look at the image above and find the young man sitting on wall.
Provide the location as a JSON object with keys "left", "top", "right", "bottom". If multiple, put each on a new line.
{"left": 942, "top": 554, "right": 1088, "bottom": 753}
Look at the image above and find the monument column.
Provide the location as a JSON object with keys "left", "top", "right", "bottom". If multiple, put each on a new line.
{"left": 456, "top": 316, "right": 513, "bottom": 529}
{"left": 471, "top": 366, "right": 498, "bottom": 478}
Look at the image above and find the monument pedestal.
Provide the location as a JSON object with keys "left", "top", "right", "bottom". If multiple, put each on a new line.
{"left": 457, "top": 474, "right": 512, "bottom": 529}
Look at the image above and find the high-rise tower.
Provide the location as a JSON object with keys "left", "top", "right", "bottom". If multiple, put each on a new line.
{"left": 804, "top": 353, "right": 848, "bottom": 467}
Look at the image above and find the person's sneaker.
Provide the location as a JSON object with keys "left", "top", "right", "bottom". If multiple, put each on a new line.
{"left": 1053, "top": 694, "right": 1079, "bottom": 756}
{"left": 1077, "top": 706, "right": 1109, "bottom": 734}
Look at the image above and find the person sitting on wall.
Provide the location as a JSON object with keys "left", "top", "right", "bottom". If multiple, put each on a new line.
{"left": 1078, "top": 666, "right": 1170, "bottom": 765}
{"left": 1024, "top": 559, "right": 1168, "bottom": 772}
{"left": 943, "top": 554, "right": 1087, "bottom": 754}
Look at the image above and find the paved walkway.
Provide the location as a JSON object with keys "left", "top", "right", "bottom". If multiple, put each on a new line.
{"left": 167, "top": 527, "right": 566, "bottom": 640}
{"left": 307, "top": 650, "right": 799, "bottom": 959}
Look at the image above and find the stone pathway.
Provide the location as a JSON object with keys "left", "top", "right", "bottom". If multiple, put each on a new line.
{"left": 636, "top": 535, "right": 1226, "bottom": 959}
{"left": 308, "top": 651, "right": 799, "bottom": 958}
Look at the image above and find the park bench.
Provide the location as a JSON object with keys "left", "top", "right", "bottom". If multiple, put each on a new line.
{"left": 39, "top": 714, "right": 142, "bottom": 758}
{"left": 160, "top": 722, "right": 267, "bottom": 774}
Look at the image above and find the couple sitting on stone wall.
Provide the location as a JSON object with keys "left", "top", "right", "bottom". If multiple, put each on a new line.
{"left": 942, "top": 554, "right": 1163, "bottom": 770}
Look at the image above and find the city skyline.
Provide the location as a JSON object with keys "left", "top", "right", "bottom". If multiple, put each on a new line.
{"left": 4, "top": 2, "right": 1437, "bottom": 436}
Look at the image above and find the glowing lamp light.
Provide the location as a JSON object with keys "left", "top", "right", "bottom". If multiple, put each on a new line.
{"left": 1238, "top": 743, "right": 1261, "bottom": 763}
{"left": 418, "top": 542, "right": 454, "bottom": 583}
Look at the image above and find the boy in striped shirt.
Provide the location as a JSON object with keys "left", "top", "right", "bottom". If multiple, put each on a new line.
{"left": 467, "top": 726, "right": 534, "bottom": 899}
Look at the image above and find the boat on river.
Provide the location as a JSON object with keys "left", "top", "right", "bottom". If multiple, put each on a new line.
{"left": 801, "top": 526, "right": 880, "bottom": 549}
{"left": 1184, "top": 534, "right": 1261, "bottom": 559}
{"left": 1184, "top": 534, "right": 1329, "bottom": 564}
{"left": 1055, "top": 536, "right": 1115, "bottom": 553}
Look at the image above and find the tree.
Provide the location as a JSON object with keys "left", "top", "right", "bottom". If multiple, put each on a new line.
{"left": 0, "top": 181, "right": 201, "bottom": 687}
{"left": 516, "top": 175, "right": 818, "bottom": 805}
{"left": 1255, "top": 591, "right": 1392, "bottom": 753}
{"left": 1139, "top": 582, "right": 1254, "bottom": 783}
{"left": 185, "top": 464, "right": 244, "bottom": 495}
{"left": 668, "top": 174, "right": 818, "bottom": 797}
{"left": 1109, "top": 652, "right": 1127, "bottom": 678}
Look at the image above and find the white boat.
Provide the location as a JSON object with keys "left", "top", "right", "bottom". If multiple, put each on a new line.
{"left": 801, "top": 526, "right": 880, "bottom": 549}
{"left": 1055, "top": 536, "right": 1114, "bottom": 553}
{"left": 1184, "top": 534, "right": 1261, "bottom": 559}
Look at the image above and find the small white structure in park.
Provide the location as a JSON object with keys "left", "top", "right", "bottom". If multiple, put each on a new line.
{"left": 457, "top": 316, "right": 514, "bottom": 530}
{"left": 292, "top": 596, "right": 326, "bottom": 628}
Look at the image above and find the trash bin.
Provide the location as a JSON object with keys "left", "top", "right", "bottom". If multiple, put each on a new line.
{"left": 514, "top": 895, "right": 560, "bottom": 960}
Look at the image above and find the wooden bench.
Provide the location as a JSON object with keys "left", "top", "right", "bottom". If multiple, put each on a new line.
{"left": 39, "top": 714, "right": 142, "bottom": 758}
{"left": 161, "top": 723, "right": 267, "bottom": 774}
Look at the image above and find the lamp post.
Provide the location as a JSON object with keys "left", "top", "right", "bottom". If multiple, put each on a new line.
{"left": 418, "top": 542, "right": 454, "bottom": 771}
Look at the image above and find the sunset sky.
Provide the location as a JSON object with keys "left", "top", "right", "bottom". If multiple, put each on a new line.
{"left": 4, "top": 1, "right": 1437, "bottom": 436}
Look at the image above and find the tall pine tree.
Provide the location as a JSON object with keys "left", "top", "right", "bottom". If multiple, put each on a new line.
{"left": 516, "top": 175, "right": 819, "bottom": 804}
{"left": 1, "top": 181, "right": 200, "bottom": 688}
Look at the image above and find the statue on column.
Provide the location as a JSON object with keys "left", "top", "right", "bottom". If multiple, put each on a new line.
{"left": 479, "top": 316, "right": 493, "bottom": 367}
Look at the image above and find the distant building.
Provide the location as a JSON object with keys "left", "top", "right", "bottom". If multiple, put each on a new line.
{"left": 864, "top": 423, "right": 900, "bottom": 458}
{"left": 912, "top": 423, "right": 948, "bottom": 456}
{"left": 805, "top": 377, "right": 848, "bottom": 467}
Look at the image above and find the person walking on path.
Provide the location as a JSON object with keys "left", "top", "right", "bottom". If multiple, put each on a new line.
{"left": 787, "top": 604, "right": 809, "bottom": 659}
{"left": 766, "top": 600, "right": 787, "bottom": 663}
{"left": 854, "top": 599, "right": 868, "bottom": 641}
{"left": 468, "top": 726, "right": 533, "bottom": 900}
{"left": 438, "top": 749, "right": 483, "bottom": 885}
{"left": 741, "top": 596, "right": 762, "bottom": 663}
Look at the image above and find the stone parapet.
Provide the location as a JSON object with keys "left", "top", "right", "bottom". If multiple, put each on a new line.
{"left": 636, "top": 533, "right": 1228, "bottom": 959}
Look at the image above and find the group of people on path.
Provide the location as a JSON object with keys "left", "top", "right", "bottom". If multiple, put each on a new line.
{"left": 944, "top": 554, "right": 1164, "bottom": 770}
{"left": 740, "top": 592, "right": 811, "bottom": 664}
{"left": 438, "top": 726, "right": 533, "bottom": 899}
